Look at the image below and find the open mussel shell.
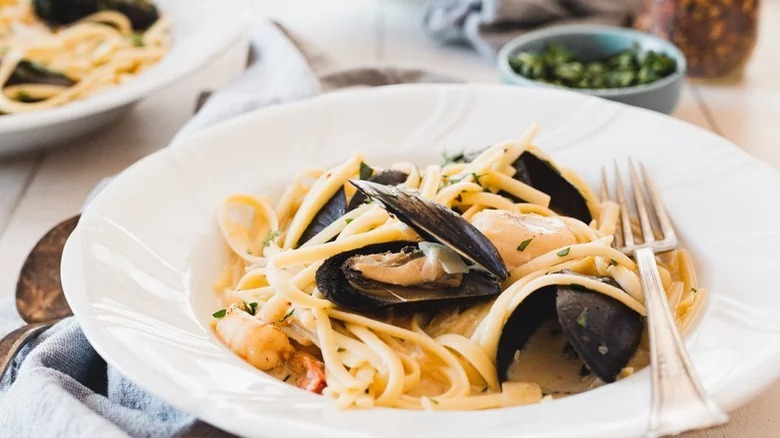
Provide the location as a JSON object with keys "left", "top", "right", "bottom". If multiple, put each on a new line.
{"left": 556, "top": 284, "right": 643, "bottom": 383}
{"left": 511, "top": 151, "right": 592, "bottom": 223}
{"left": 295, "top": 188, "right": 347, "bottom": 248}
{"left": 496, "top": 285, "right": 557, "bottom": 382}
{"left": 315, "top": 241, "right": 501, "bottom": 312}
{"left": 34, "top": 0, "right": 160, "bottom": 29}
{"left": 6, "top": 60, "right": 75, "bottom": 89}
{"left": 442, "top": 146, "right": 592, "bottom": 223}
{"left": 347, "top": 170, "right": 408, "bottom": 211}
{"left": 497, "top": 276, "right": 643, "bottom": 384}
{"left": 349, "top": 180, "right": 509, "bottom": 281}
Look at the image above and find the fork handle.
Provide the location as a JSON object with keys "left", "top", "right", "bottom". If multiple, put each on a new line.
{"left": 634, "top": 247, "right": 728, "bottom": 437}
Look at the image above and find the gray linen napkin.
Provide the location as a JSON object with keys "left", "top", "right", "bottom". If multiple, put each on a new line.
{"left": 423, "top": 0, "right": 643, "bottom": 59}
{"left": 0, "top": 21, "right": 456, "bottom": 438}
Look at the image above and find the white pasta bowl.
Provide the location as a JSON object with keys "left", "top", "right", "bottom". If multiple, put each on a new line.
{"left": 0, "top": 0, "right": 244, "bottom": 156}
{"left": 61, "top": 84, "right": 780, "bottom": 438}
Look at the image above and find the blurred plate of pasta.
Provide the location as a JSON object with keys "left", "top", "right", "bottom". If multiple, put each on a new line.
{"left": 0, "top": 0, "right": 244, "bottom": 155}
{"left": 60, "top": 84, "right": 780, "bottom": 438}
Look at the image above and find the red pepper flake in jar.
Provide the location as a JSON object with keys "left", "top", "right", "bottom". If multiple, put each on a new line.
{"left": 639, "top": 0, "right": 760, "bottom": 78}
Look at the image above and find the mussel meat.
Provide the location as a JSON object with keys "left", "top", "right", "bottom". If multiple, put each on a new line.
{"left": 295, "top": 188, "right": 347, "bottom": 248}
{"left": 316, "top": 241, "right": 501, "bottom": 312}
{"left": 497, "top": 275, "right": 643, "bottom": 392}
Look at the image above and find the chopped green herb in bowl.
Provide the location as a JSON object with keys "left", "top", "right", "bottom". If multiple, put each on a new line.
{"left": 508, "top": 42, "right": 677, "bottom": 90}
{"left": 498, "top": 25, "right": 687, "bottom": 113}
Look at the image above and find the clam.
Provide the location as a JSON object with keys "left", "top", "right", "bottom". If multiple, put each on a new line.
{"left": 497, "top": 275, "right": 643, "bottom": 392}
{"left": 296, "top": 188, "right": 347, "bottom": 248}
{"left": 314, "top": 181, "right": 508, "bottom": 312}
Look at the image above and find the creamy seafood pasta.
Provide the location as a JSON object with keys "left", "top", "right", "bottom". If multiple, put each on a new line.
{"left": 211, "top": 124, "right": 705, "bottom": 410}
{"left": 0, "top": 0, "right": 169, "bottom": 114}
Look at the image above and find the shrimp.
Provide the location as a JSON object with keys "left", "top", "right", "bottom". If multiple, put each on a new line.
{"left": 289, "top": 351, "right": 327, "bottom": 394}
{"left": 215, "top": 305, "right": 294, "bottom": 371}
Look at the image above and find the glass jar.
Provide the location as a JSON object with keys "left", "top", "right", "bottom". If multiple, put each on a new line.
{"left": 639, "top": 0, "right": 760, "bottom": 79}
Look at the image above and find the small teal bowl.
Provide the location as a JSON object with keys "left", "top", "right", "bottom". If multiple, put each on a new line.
{"left": 498, "top": 25, "right": 687, "bottom": 114}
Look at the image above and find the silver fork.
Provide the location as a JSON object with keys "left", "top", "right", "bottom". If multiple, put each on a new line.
{"left": 602, "top": 160, "right": 728, "bottom": 437}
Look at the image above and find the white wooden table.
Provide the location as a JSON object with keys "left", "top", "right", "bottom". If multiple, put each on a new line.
{"left": 1, "top": 0, "right": 778, "bottom": 436}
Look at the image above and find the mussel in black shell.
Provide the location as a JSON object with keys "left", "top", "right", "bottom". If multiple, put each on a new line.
{"left": 295, "top": 170, "right": 408, "bottom": 248}
{"left": 5, "top": 59, "right": 75, "bottom": 89}
{"left": 347, "top": 169, "right": 408, "bottom": 211}
{"left": 497, "top": 275, "right": 643, "bottom": 393}
{"left": 316, "top": 241, "right": 502, "bottom": 312}
{"left": 441, "top": 147, "right": 592, "bottom": 223}
{"left": 349, "top": 179, "right": 508, "bottom": 280}
{"left": 34, "top": 0, "right": 160, "bottom": 30}
{"left": 511, "top": 151, "right": 592, "bottom": 223}
{"left": 295, "top": 188, "right": 347, "bottom": 248}
{"left": 315, "top": 180, "right": 508, "bottom": 312}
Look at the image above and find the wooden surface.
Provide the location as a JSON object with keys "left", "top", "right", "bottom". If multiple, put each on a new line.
{"left": 1, "top": 0, "right": 778, "bottom": 436}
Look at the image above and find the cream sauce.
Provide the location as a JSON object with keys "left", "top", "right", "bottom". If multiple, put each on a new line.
{"left": 506, "top": 319, "right": 601, "bottom": 395}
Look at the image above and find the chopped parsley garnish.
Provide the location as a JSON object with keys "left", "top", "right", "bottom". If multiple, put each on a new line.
{"left": 243, "top": 302, "right": 258, "bottom": 316}
{"left": 557, "top": 247, "right": 571, "bottom": 257}
{"left": 345, "top": 218, "right": 354, "bottom": 224}
{"left": 430, "top": 398, "right": 439, "bottom": 405}
{"left": 246, "top": 248, "right": 253, "bottom": 255}
{"left": 283, "top": 374, "right": 291, "bottom": 382}
{"left": 609, "top": 259, "right": 618, "bottom": 267}
{"left": 262, "top": 230, "right": 281, "bottom": 248}
{"left": 471, "top": 172, "right": 483, "bottom": 186}
{"left": 691, "top": 287, "right": 698, "bottom": 293}
{"left": 577, "top": 308, "right": 588, "bottom": 328}
{"left": 517, "top": 237, "right": 534, "bottom": 251}
{"left": 15, "top": 91, "right": 34, "bottom": 102}
{"left": 337, "top": 347, "right": 346, "bottom": 353}
{"left": 130, "top": 32, "right": 144, "bottom": 47}
{"left": 442, "top": 151, "right": 467, "bottom": 165}
{"left": 359, "top": 161, "right": 374, "bottom": 180}
{"left": 212, "top": 309, "right": 227, "bottom": 319}
{"left": 279, "top": 308, "right": 295, "bottom": 322}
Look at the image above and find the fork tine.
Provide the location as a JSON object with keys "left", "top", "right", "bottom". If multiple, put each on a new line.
{"left": 613, "top": 161, "right": 635, "bottom": 248}
{"left": 601, "top": 166, "right": 624, "bottom": 248}
{"left": 640, "top": 162, "right": 677, "bottom": 244}
{"left": 629, "top": 159, "right": 656, "bottom": 244}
